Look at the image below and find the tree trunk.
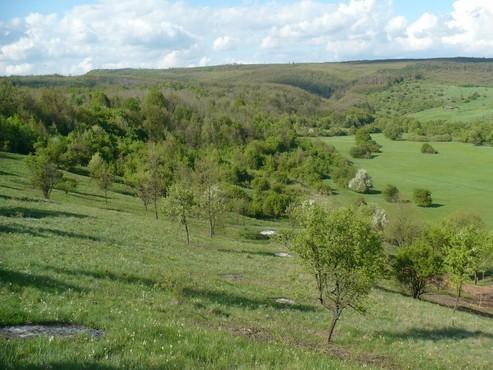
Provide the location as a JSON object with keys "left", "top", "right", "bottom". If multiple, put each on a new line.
{"left": 453, "top": 281, "right": 462, "bottom": 313}
{"left": 153, "top": 196, "right": 158, "bottom": 220}
{"left": 327, "top": 310, "right": 341, "bottom": 344}
{"left": 184, "top": 221, "right": 190, "bottom": 245}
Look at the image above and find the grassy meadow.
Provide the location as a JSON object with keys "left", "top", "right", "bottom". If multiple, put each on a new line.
{"left": 1, "top": 151, "right": 493, "bottom": 369}
{"left": 319, "top": 134, "right": 493, "bottom": 227}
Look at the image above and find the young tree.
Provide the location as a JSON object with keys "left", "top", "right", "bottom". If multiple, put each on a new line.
{"left": 126, "top": 170, "right": 152, "bottom": 213}
{"left": 443, "top": 225, "right": 484, "bottom": 312}
{"left": 385, "top": 204, "right": 423, "bottom": 247}
{"left": 394, "top": 241, "right": 442, "bottom": 299}
{"left": 290, "top": 205, "right": 383, "bottom": 343}
{"left": 88, "top": 152, "right": 113, "bottom": 203}
{"left": 413, "top": 188, "right": 433, "bottom": 207}
{"left": 142, "top": 89, "right": 171, "bottom": 141}
{"left": 146, "top": 143, "right": 172, "bottom": 219}
{"left": 165, "top": 181, "right": 195, "bottom": 245}
{"left": 57, "top": 176, "right": 78, "bottom": 194}
{"left": 383, "top": 184, "right": 400, "bottom": 203}
{"left": 194, "top": 150, "right": 226, "bottom": 237}
{"left": 348, "top": 169, "right": 373, "bottom": 194}
{"left": 25, "top": 149, "right": 62, "bottom": 199}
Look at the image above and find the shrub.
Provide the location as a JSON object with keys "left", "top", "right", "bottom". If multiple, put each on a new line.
{"left": 383, "top": 184, "right": 400, "bottom": 203}
{"left": 413, "top": 188, "right": 432, "bottom": 207}
{"left": 393, "top": 241, "right": 442, "bottom": 299}
{"left": 349, "top": 145, "right": 371, "bottom": 159}
{"left": 348, "top": 169, "right": 373, "bottom": 194}
{"left": 57, "top": 177, "right": 78, "bottom": 194}
{"left": 421, "top": 143, "right": 438, "bottom": 154}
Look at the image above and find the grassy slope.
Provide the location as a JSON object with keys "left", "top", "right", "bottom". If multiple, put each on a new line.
{"left": 1, "top": 152, "right": 493, "bottom": 369}
{"left": 319, "top": 134, "right": 493, "bottom": 226}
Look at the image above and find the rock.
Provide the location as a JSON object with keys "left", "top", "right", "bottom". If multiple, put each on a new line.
{"left": 260, "top": 230, "right": 276, "bottom": 236}
{"left": 275, "top": 298, "right": 295, "bottom": 305}
{"left": 0, "top": 324, "right": 104, "bottom": 339}
{"left": 275, "top": 252, "right": 292, "bottom": 258}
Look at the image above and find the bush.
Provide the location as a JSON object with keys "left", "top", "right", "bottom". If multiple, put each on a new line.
{"left": 393, "top": 241, "right": 442, "bottom": 299}
{"left": 383, "top": 184, "right": 399, "bottom": 203}
{"left": 349, "top": 145, "right": 371, "bottom": 159}
{"left": 57, "top": 177, "right": 78, "bottom": 194}
{"left": 421, "top": 143, "right": 438, "bottom": 154}
{"left": 348, "top": 169, "right": 373, "bottom": 194}
{"left": 413, "top": 188, "right": 432, "bottom": 207}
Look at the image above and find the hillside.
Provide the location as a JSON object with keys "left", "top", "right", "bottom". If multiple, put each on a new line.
{"left": 1, "top": 152, "right": 493, "bottom": 369}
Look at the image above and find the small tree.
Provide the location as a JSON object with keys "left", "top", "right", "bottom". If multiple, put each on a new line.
{"left": 165, "top": 183, "right": 195, "bottom": 245}
{"left": 394, "top": 241, "right": 442, "bottom": 299}
{"left": 57, "top": 176, "right": 78, "bottom": 194}
{"left": 383, "top": 184, "right": 399, "bottom": 203}
{"left": 194, "top": 151, "right": 226, "bottom": 237}
{"left": 126, "top": 170, "right": 152, "bottom": 213}
{"left": 290, "top": 205, "right": 383, "bottom": 343}
{"left": 443, "top": 225, "right": 483, "bottom": 312}
{"left": 25, "top": 150, "right": 62, "bottom": 199}
{"left": 421, "top": 143, "right": 438, "bottom": 154}
{"left": 348, "top": 169, "right": 373, "bottom": 194}
{"left": 413, "top": 188, "right": 432, "bottom": 207}
{"left": 88, "top": 152, "right": 113, "bottom": 203}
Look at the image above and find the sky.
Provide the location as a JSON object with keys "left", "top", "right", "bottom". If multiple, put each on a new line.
{"left": 0, "top": 0, "right": 492, "bottom": 76}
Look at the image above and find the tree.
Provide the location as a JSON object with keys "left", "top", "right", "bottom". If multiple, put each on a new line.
{"left": 385, "top": 204, "right": 423, "bottom": 247}
{"left": 25, "top": 149, "right": 62, "bottom": 199}
{"left": 194, "top": 151, "right": 226, "bottom": 237}
{"left": 290, "top": 205, "right": 383, "bottom": 343}
{"left": 142, "top": 89, "right": 171, "bottom": 141}
{"left": 348, "top": 169, "right": 373, "bottom": 194}
{"left": 394, "top": 241, "right": 442, "bottom": 299}
{"left": 384, "top": 124, "right": 403, "bottom": 140}
{"left": 146, "top": 143, "right": 172, "bottom": 219}
{"left": 88, "top": 152, "right": 113, "bottom": 203}
{"left": 421, "top": 143, "right": 438, "bottom": 154}
{"left": 383, "top": 184, "right": 399, "bottom": 203}
{"left": 165, "top": 181, "right": 195, "bottom": 245}
{"left": 443, "top": 225, "right": 484, "bottom": 312}
{"left": 57, "top": 176, "right": 78, "bottom": 194}
{"left": 413, "top": 188, "right": 433, "bottom": 207}
{"left": 126, "top": 169, "right": 152, "bottom": 213}
{"left": 350, "top": 129, "right": 381, "bottom": 159}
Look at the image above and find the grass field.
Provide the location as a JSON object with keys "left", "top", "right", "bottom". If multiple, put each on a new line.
{"left": 1, "top": 152, "right": 493, "bottom": 369}
{"left": 319, "top": 134, "right": 493, "bottom": 227}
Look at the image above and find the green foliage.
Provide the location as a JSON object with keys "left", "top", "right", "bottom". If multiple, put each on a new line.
{"left": 421, "top": 143, "right": 438, "bottom": 154}
{"left": 413, "top": 188, "right": 433, "bottom": 207}
{"left": 350, "top": 129, "right": 381, "bottom": 159}
{"left": 164, "top": 181, "right": 195, "bottom": 245}
{"left": 56, "top": 176, "right": 78, "bottom": 194}
{"left": 0, "top": 115, "right": 40, "bottom": 154}
{"left": 394, "top": 241, "right": 442, "bottom": 299}
{"left": 290, "top": 205, "right": 384, "bottom": 343}
{"left": 88, "top": 152, "right": 114, "bottom": 202}
{"left": 25, "top": 149, "right": 62, "bottom": 199}
{"left": 383, "top": 184, "right": 400, "bottom": 203}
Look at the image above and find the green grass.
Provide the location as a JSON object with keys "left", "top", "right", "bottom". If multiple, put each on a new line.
{"left": 319, "top": 134, "right": 493, "bottom": 227}
{"left": 1, "top": 152, "right": 493, "bottom": 369}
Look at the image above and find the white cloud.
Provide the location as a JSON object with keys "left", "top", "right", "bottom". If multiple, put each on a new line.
{"left": 1, "top": 0, "right": 493, "bottom": 75}
{"left": 5, "top": 63, "right": 33, "bottom": 75}
{"left": 213, "top": 36, "right": 237, "bottom": 51}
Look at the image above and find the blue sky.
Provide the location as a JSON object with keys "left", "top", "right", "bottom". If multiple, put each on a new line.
{"left": 0, "top": 0, "right": 455, "bottom": 21}
{"left": 0, "top": 0, "right": 491, "bottom": 75}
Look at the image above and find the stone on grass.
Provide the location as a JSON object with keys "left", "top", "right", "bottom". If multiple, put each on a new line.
{"left": 0, "top": 324, "right": 104, "bottom": 339}
{"left": 275, "top": 252, "right": 292, "bottom": 258}
{"left": 275, "top": 298, "right": 295, "bottom": 305}
{"left": 260, "top": 230, "right": 276, "bottom": 236}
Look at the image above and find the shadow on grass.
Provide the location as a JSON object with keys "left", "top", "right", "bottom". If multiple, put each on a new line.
{"left": 217, "top": 248, "right": 276, "bottom": 257}
{"left": 376, "top": 285, "right": 493, "bottom": 319}
{"left": 0, "top": 184, "right": 24, "bottom": 191}
{"left": 0, "top": 206, "right": 88, "bottom": 219}
{"left": 0, "top": 268, "right": 82, "bottom": 293}
{"left": 39, "top": 265, "right": 157, "bottom": 288}
{"left": 182, "top": 287, "right": 316, "bottom": 312}
{"left": 378, "top": 327, "right": 493, "bottom": 341}
{"left": 429, "top": 203, "right": 444, "bottom": 208}
{"left": 0, "top": 361, "right": 121, "bottom": 370}
{"left": 0, "top": 194, "right": 44, "bottom": 202}
{"left": 0, "top": 224, "right": 106, "bottom": 242}
{"left": 0, "top": 170, "right": 18, "bottom": 177}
